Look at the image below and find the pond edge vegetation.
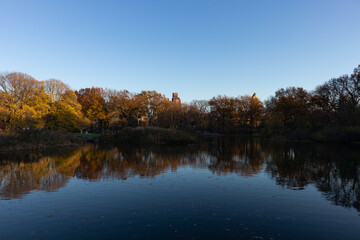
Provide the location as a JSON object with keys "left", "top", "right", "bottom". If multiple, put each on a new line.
{"left": 1, "top": 64, "right": 360, "bottom": 149}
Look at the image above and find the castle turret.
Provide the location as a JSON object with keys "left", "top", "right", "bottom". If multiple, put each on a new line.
{"left": 172, "top": 92, "right": 181, "bottom": 104}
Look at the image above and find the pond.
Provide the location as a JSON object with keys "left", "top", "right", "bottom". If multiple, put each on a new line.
{"left": 0, "top": 137, "right": 359, "bottom": 239}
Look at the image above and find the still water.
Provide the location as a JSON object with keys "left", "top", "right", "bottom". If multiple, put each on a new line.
{"left": 0, "top": 137, "right": 359, "bottom": 239}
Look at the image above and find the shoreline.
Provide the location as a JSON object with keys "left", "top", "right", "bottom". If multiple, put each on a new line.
{"left": 1, "top": 127, "right": 360, "bottom": 153}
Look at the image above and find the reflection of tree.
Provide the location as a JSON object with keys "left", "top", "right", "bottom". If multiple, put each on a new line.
{"left": 0, "top": 148, "right": 82, "bottom": 199}
{"left": 206, "top": 137, "right": 266, "bottom": 177}
{"left": 0, "top": 139, "right": 265, "bottom": 199}
{"left": 264, "top": 144, "right": 319, "bottom": 189}
{"left": 264, "top": 142, "right": 360, "bottom": 211}
{"left": 74, "top": 145, "right": 200, "bottom": 180}
{"left": 315, "top": 157, "right": 360, "bottom": 211}
{"left": 0, "top": 139, "right": 359, "bottom": 213}
{"left": 73, "top": 138, "right": 266, "bottom": 181}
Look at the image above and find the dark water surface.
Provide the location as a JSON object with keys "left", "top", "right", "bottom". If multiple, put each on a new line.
{"left": 0, "top": 138, "right": 359, "bottom": 239}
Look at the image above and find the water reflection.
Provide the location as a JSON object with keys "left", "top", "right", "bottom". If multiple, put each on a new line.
{"left": 0, "top": 149, "right": 81, "bottom": 199}
{"left": 0, "top": 138, "right": 359, "bottom": 211}
{"left": 263, "top": 142, "right": 360, "bottom": 211}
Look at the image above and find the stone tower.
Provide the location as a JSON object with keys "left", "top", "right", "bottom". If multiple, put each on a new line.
{"left": 172, "top": 92, "right": 181, "bottom": 104}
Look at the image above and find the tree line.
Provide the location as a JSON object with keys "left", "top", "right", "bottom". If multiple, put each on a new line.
{"left": 1, "top": 65, "right": 359, "bottom": 139}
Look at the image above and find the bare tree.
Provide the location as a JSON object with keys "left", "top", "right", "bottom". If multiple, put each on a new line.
{"left": 43, "top": 79, "right": 70, "bottom": 102}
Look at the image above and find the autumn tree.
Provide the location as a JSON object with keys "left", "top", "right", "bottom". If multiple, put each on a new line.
{"left": 76, "top": 87, "right": 109, "bottom": 132}
{"left": 266, "top": 87, "right": 312, "bottom": 129}
{"left": 44, "top": 79, "right": 84, "bottom": 131}
{"left": 310, "top": 85, "right": 338, "bottom": 128}
{"left": 44, "top": 79, "right": 69, "bottom": 103}
{"left": 314, "top": 65, "right": 360, "bottom": 126}
{"left": 107, "top": 90, "right": 143, "bottom": 128}
{"left": 0, "top": 72, "right": 49, "bottom": 129}
{"left": 190, "top": 100, "right": 209, "bottom": 130}
{"left": 209, "top": 95, "right": 237, "bottom": 133}
{"left": 155, "top": 101, "right": 185, "bottom": 130}
{"left": 138, "top": 90, "right": 165, "bottom": 125}
{"left": 0, "top": 90, "right": 8, "bottom": 129}
{"left": 237, "top": 95, "right": 264, "bottom": 129}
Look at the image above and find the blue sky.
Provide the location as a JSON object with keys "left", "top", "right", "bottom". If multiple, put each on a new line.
{"left": 1, "top": 0, "right": 359, "bottom": 102}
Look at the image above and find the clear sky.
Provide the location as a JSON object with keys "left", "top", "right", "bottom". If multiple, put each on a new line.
{"left": 1, "top": 0, "right": 359, "bottom": 102}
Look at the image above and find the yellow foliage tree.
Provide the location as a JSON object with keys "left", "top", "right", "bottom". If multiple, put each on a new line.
{"left": 0, "top": 72, "right": 49, "bottom": 129}
{"left": 44, "top": 79, "right": 85, "bottom": 131}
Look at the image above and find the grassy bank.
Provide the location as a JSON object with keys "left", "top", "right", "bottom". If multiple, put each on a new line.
{"left": 0, "top": 129, "right": 82, "bottom": 151}
{"left": 101, "top": 127, "right": 196, "bottom": 145}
